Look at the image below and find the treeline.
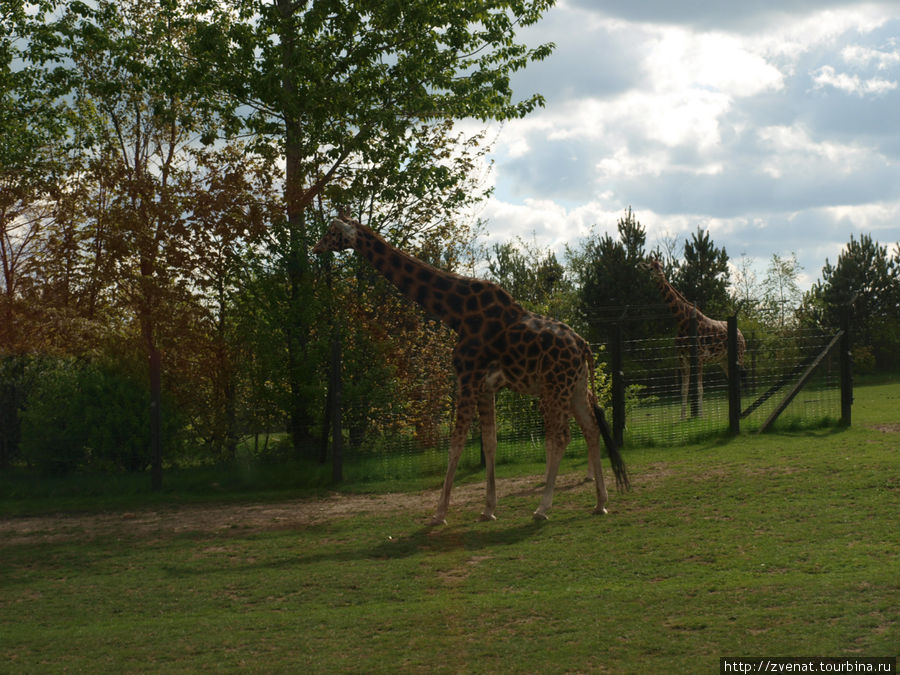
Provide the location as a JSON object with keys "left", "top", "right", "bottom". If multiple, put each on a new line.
{"left": 2, "top": 1, "right": 898, "bottom": 479}
{"left": 1, "top": 0, "right": 553, "bottom": 476}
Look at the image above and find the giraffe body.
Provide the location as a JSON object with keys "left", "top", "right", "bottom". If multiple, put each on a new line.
{"left": 647, "top": 259, "right": 745, "bottom": 419}
{"left": 314, "top": 214, "right": 628, "bottom": 523}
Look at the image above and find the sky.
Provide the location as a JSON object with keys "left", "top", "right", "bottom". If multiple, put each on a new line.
{"left": 468, "top": 0, "right": 900, "bottom": 291}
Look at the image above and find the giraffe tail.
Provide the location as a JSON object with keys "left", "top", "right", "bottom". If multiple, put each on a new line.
{"left": 592, "top": 401, "right": 630, "bottom": 491}
{"left": 585, "top": 345, "right": 630, "bottom": 491}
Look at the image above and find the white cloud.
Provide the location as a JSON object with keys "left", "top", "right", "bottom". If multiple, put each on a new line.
{"left": 645, "top": 28, "right": 785, "bottom": 97}
{"left": 475, "top": 4, "right": 900, "bottom": 292}
{"left": 482, "top": 198, "right": 595, "bottom": 242}
{"left": 841, "top": 44, "right": 900, "bottom": 69}
{"left": 756, "top": 124, "right": 881, "bottom": 176}
{"left": 811, "top": 65, "right": 898, "bottom": 95}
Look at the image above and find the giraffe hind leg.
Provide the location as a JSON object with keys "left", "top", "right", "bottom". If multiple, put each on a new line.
{"left": 533, "top": 408, "right": 570, "bottom": 521}
{"left": 477, "top": 393, "right": 498, "bottom": 522}
{"left": 573, "top": 394, "right": 609, "bottom": 515}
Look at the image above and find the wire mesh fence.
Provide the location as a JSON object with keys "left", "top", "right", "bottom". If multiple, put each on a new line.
{"left": 2, "top": 316, "right": 847, "bottom": 485}
{"left": 620, "top": 329, "right": 843, "bottom": 446}
{"left": 335, "top": 324, "right": 846, "bottom": 481}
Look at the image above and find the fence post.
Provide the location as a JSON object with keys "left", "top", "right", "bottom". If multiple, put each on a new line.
{"left": 329, "top": 330, "right": 344, "bottom": 482}
{"left": 840, "top": 304, "right": 853, "bottom": 426}
{"left": 610, "top": 322, "right": 625, "bottom": 447}
{"left": 727, "top": 315, "right": 741, "bottom": 435}
{"left": 689, "top": 309, "right": 700, "bottom": 418}
{"left": 323, "top": 256, "right": 344, "bottom": 483}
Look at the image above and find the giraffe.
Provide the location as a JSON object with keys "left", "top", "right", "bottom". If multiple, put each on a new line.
{"left": 313, "top": 212, "right": 629, "bottom": 524}
{"left": 645, "top": 258, "right": 745, "bottom": 419}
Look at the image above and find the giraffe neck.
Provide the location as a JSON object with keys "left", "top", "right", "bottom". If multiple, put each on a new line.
{"left": 350, "top": 223, "right": 467, "bottom": 331}
{"left": 652, "top": 268, "right": 698, "bottom": 332}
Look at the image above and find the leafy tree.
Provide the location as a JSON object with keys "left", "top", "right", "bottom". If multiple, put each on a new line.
{"left": 486, "top": 236, "right": 573, "bottom": 318}
{"left": 21, "top": 0, "right": 259, "bottom": 481}
{"left": 672, "top": 227, "right": 732, "bottom": 317}
{"left": 761, "top": 252, "right": 803, "bottom": 329}
{"left": 0, "top": 0, "right": 72, "bottom": 352}
{"left": 188, "top": 0, "right": 556, "bottom": 454}
{"left": 730, "top": 254, "right": 764, "bottom": 319}
{"left": 1, "top": 0, "right": 82, "bottom": 465}
{"left": 801, "top": 234, "right": 900, "bottom": 370}
{"left": 318, "top": 122, "right": 494, "bottom": 457}
{"left": 175, "top": 142, "right": 278, "bottom": 460}
{"left": 567, "top": 207, "right": 657, "bottom": 340}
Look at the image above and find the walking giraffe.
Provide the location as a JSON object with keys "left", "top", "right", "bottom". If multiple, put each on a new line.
{"left": 646, "top": 258, "right": 745, "bottom": 419}
{"left": 313, "top": 212, "right": 629, "bottom": 524}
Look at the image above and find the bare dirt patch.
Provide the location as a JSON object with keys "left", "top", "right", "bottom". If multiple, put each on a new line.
{"left": 0, "top": 472, "right": 609, "bottom": 546}
{"left": 868, "top": 423, "right": 900, "bottom": 434}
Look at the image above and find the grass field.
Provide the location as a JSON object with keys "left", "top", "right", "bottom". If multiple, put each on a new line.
{"left": 1, "top": 382, "right": 897, "bottom": 673}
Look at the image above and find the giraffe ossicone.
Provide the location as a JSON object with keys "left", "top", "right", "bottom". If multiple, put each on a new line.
{"left": 314, "top": 213, "right": 629, "bottom": 524}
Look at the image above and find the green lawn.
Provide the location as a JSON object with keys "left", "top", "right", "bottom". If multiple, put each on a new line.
{"left": 1, "top": 382, "right": 897, "bottom": 673}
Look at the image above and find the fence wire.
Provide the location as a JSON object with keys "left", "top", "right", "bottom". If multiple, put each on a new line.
{"left": 4, "top": 324, "right": 845, "bottom": 483}
{"left": 338, "top": 327, "right": 844, "bottom": 480}
{"left": 620, "top": 329, "right": 841, "bottom": 446}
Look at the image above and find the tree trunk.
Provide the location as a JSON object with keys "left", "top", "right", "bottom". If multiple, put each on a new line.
{"left": 148, "top": 332, "right": 163, "bottom": 491}
{"left": 217, "top": 284, "right": 238, "bottom": 461}
{"left": 329, "top": 329, "right": 343, "bottom": 483}
{"left": 277, "top": 0, "right": 316, "bottom": 458}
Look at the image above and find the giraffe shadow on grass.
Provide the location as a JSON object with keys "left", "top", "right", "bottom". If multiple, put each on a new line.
{"left": 366, "top": 519, "right": 549, "bottom": 561}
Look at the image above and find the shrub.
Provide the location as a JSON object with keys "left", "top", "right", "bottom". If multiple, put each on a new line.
{"left": 20, "top": 358, "right": 183, "bottom": 474}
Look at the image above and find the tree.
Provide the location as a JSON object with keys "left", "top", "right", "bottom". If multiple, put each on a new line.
{"left": 0, "top": 0, "right": 71, "bottom": 352}
{"left": 672, "top": 227, "right": 732, "bottom": 317}
{"left": 1, "top": 0, "right": 78, "bottom": 467}
{"left": 486, "top": 236, "right": 572, "bottom": 318}
{"left": 317, "top": 121, "right": 495, "bottom": 459}
{"left": 188, "top": 0, "right": 556, "bottom": 454}
{"left": 761, "top": 252, "right": 802, "bottom": 329}
{"left": 177, "top": 142, "right": 278, "bottom": 460}
{"left": 731, "top": 254, "right": 763, "bottom": 320}
{"left": 801, "top": 234, "right": 900, "bottom": 369}
{"left": 567, "top": 207, "right": 657, "bottom": 340}
{"left": 26, "top": 0, "right": 247, "bottom": 484}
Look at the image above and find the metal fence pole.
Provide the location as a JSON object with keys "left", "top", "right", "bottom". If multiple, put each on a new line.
{"left": 329, "top": 330, "right": 343, "bottom": 483}
{"left": 727, "top": 315, "right": 741, "bottom": 435}
{"left": 840, "top": 304, "right": 853, "bottom": 426}
{"left": 611, "top": 322, "right": 625, "bottom": 447}
{"left": 689, "top": 310, "right": 700, "bottom": 418}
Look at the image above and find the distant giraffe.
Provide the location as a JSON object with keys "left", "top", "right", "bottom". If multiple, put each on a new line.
{"left": 646, "top": 258, "right": 745, "bottom": 419}
{"left": 313, "top": 212, "right": 629, "bottom": 524}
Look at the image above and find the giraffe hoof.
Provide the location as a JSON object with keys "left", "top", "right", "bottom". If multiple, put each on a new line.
{"left": 532, "top": 511, "right": 549, "bottom": 522}
{"left": 428, "top": 516, "right": 447, "bottom": 527}
{"left": 593, "top": 506, "right": 609, "bottom": 516}
{"left": 478, "top": 513, "right": 497, "bottom": 522}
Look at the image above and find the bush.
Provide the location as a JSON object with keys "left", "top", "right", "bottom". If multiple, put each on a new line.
{"left": 20, "top": 358, "right": 184, "bottom": 474}
{"left": 0, "top": 355, "right": 31, "bottom": 467}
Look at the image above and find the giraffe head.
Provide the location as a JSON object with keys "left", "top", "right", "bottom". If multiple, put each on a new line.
{"left": 644, "top": 257, "right": 664, "bottom": 276}
{"left": 312, "top": 212, "right": 359, "bottom": 254}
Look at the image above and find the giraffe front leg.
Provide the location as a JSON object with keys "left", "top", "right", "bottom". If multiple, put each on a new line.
{"left": 430, "top": 394, "right": 476, "bottom": 526}
{"left": 680, "top": 356, "right": 690, "bottom": 420}
{"left": 477, "top": 393, "right": 498, "bottom": 522}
